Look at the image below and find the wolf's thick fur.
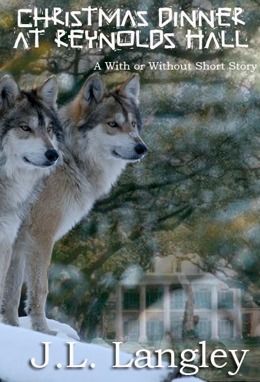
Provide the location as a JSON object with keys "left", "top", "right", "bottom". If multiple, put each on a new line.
{"left": 2, "top": 74, "right": 147, "bottom": 334}
{"left": 0, "top": 75, "right": 62, "bottom": 309}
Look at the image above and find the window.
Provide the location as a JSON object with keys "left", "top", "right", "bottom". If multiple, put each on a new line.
{"left": 218, "top": 319, "right": 234, "bottom": 339}
{"left": 176, "top": 260, "right": 182, "bottom": 273}
{"left": 242, "top": 313, "right": 252, "bottom": 338}
{"left": 123, "top": 318, "right": 139, "bottom": 341}
{"left": 170, "top": 289, "right": 185, "bottom": 309}
{"left": 147, "top": 320, "right": 164, "bottom": 342}
{"left": 194, "top": 289, "right": 211, "bottom": 309}
{"left": 218, "top": 290, "right": 234, "bottom": 309}
{"left": 195, "top": 318, "right": 211, "bottom": 339}
{"left": 146, "top": 286, "right": 163, "bottom": 308}
{"left": 123, "top": 289, "right": 140, "bottom": 310}
{"left": 171, "top": 318, "right": 183, "bottom": 339}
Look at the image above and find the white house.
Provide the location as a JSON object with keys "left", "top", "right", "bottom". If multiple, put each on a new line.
{"left": 102, "top": 255, "right": 260, "bottom": 343}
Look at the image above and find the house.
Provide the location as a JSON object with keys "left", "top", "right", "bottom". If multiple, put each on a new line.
{"left": 101, "top": 255, "right": 260, "bottom": 342}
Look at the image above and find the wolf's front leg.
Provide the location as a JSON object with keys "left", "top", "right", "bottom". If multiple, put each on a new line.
{"left": 26, "top": 240, "right": 56, "bottom": 335}
{"left": 0, "top": 241, "right": 13, "bottom": 313}
{"left": 0, "top": 217, "right": 21, "bottom": 316}
{"left": 2, "top": 236, "right": 26, "bottom": 327}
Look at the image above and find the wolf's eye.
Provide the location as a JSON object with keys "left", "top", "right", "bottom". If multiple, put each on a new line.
{"left": 47, "top": 122, "right": 54, "bottom": 134}
{"left": 19, "top": 124, "right": 32, "bottom": 132}
{"left": 108, "top": 121, "right": 118, "bottom": 128}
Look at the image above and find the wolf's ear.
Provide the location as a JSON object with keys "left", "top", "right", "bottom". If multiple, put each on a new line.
{"left": 38, "top": 76, "right": 58, "bottom": 108}
{"left": 81, "top": 74, "right": 105, "bottom": 106}
{"left": 0, "top": 75, "right": 20, "bottom": 109}
{"left": 119, "top": 74, "right": 140, "bottom": 103}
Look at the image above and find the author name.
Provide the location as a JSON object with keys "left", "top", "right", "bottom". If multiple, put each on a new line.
{"left": 29, "top": 341, "right": 249, "bottom": 377}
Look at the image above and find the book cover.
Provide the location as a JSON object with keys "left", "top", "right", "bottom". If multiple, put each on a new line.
{"left": 0, "top": 1, "right": 259, "bottom": 382}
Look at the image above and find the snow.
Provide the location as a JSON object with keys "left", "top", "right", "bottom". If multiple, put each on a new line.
{"left": 19, "top": 316, "right": 80, "bottom": 341}
{"left": 174, "top": 380, "right": 205, "bottom": 382}
{"left": 0, "top": 319, "right": 205, "bottom": 382}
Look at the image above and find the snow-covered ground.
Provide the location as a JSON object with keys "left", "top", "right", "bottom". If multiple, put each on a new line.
{"left": 0, "top": 319, "right": 205, "bottom": 382}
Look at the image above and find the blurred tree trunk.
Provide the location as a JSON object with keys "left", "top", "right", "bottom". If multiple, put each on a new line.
{"left": 181, "top": 279, "right": 195, "bottom": 338}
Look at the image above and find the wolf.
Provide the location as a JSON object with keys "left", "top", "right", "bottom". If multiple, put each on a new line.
{"left": 2, "top": 73, "right": 147, "bottom": 334}
{"left": 0, "top": 75, "right": 61, "bottom": 310}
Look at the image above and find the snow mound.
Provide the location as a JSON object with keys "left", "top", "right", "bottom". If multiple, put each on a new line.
{"left": 19, "top": 316, "right": 80, "bottom": 340}
{"left": 0, "top": 323, "right": 167, "bottom": 382}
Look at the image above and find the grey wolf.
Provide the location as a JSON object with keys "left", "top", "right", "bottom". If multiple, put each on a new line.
{"left": 0, "top": 75, "right": 61, "bottom": 310}
{"left": 2, "top": 74, "right": 147, "bottom": 334}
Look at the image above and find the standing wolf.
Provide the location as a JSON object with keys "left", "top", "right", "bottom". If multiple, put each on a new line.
{"left": 0, "top": 75, "right": 61, "bottom": 309}
{"left": 2, "top": 74, "right": 147, "bottom": 334}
